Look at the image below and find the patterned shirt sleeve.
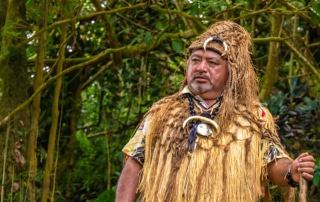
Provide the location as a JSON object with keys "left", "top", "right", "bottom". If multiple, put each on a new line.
{"left": 122, "top": 116, "right": 150, "bottom": 165}
{"left": 258, "top": 106, "right": 292, "bottom": 163}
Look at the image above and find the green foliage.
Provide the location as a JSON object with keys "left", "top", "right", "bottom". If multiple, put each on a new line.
{"left": 310, "top": 0, "right": 320, "bottom": 24}
{"left": 314, "top": 161, "right": 320, "bottom": 186}
{"left": 94, "top": 187, "right": 116, "bottom": 202}
{"left": 266, "top": 78, "right": 319, "bottom": 149}
{"left": 144, "top": 32, "right": 154, "bottom": 46}
{"left": 172, "top": 40, "right": 183, "bottom": 53}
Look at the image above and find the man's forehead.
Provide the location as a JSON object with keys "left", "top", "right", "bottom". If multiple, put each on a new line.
{"left": 190, "top": 49, "right": 222, "bottom": 58}
{"left": 191, "top": 48, "right": 221, "bottom": 54}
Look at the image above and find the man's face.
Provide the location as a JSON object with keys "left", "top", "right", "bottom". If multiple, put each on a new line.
{"left": 187, "top": 49, "right": 228, "bottom": 98}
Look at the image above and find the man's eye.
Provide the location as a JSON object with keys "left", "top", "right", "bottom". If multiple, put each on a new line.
{"left": 208, "top": 61, "right": 218, "bottom": 66}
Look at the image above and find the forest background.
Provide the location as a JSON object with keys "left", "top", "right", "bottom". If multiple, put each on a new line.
{"left": 0, "top": 0, "right": 320, "bottom": 201}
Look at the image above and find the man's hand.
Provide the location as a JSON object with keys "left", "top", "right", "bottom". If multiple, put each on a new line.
{"left": 267, "top": 152, "right": 315, "bottom": 186}
{"left": 290, "top": 152, "right": 315, "bottom": 183}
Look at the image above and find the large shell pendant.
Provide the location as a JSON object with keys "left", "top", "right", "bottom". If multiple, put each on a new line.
{"left": 183, "top": 116, "right": 220, "bottom": 136}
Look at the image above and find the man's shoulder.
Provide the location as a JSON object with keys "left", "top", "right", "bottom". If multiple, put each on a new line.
{"left": 235, "top": 101, "right": 273, "bottom": 121}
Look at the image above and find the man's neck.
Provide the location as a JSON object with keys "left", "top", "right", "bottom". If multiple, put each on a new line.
{"left": 203, "top": 98, "right": 219, "bottom": 107}
{"left": 197, "top": 91, "right": 222, "bottom": 106}
{"left": 181, "top": 86, "right": 222, "bottom": 108}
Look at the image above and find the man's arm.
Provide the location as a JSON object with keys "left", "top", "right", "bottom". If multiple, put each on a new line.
{"left": 267, "top": 152, "right": 315, "bottom": 186}
{"left": 115, "top": 157, "right": 142, "bottom": 202}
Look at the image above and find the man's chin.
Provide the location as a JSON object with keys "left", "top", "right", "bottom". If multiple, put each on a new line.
{"left": 191, "top": 85, "right": 212, "bottom": 94}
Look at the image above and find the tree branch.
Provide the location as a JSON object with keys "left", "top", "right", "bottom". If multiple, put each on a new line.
{"left": 284, "top": 40, "right": 320, "bottom": 81}
{"left": 16, "top": 3, "right": 147, "bottom": 49}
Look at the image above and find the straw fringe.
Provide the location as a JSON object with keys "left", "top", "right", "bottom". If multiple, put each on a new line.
{"left": 138, "top": 95, "right": 278, "bottom": 202}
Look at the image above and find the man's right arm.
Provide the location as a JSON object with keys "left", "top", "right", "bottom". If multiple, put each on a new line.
{"left": 115, "top": 157, "right": 142, "bottom": 202}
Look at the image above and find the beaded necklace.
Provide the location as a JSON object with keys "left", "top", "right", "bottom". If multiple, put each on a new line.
{"left": 182, "top": 93, "right": 222, "bottom": 153}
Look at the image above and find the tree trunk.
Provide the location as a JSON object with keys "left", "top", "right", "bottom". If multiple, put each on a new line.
{"left": 41, "top": 6, "right": 68, "bottom": 202}
{"left": 260, "top": 13, "right": 282, "bottom": 101}
{"left": 55, "top": 68, "right": 85, "bottom": 199}
{"left": 0, "top": 0, "right": 29, "bottom": 201}
{"left": 26, "top": 1, "right": 49, "bottom": 201}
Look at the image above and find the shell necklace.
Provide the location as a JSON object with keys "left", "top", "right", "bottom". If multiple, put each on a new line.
{"left": 182, "top": 93, "right": 222, "bottom": 153}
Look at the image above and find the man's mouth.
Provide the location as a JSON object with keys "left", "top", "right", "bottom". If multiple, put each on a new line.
{"left": 194, "top": 76, "right": 209, "bottom": 83}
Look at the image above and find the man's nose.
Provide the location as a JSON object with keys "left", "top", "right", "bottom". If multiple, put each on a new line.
{"left": 196, "top": 61, "right": 208, "bottom": 72}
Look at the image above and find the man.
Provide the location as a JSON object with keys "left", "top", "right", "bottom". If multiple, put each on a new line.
{"left": 116, "top": 21, "right": 315, "bottom": 201}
